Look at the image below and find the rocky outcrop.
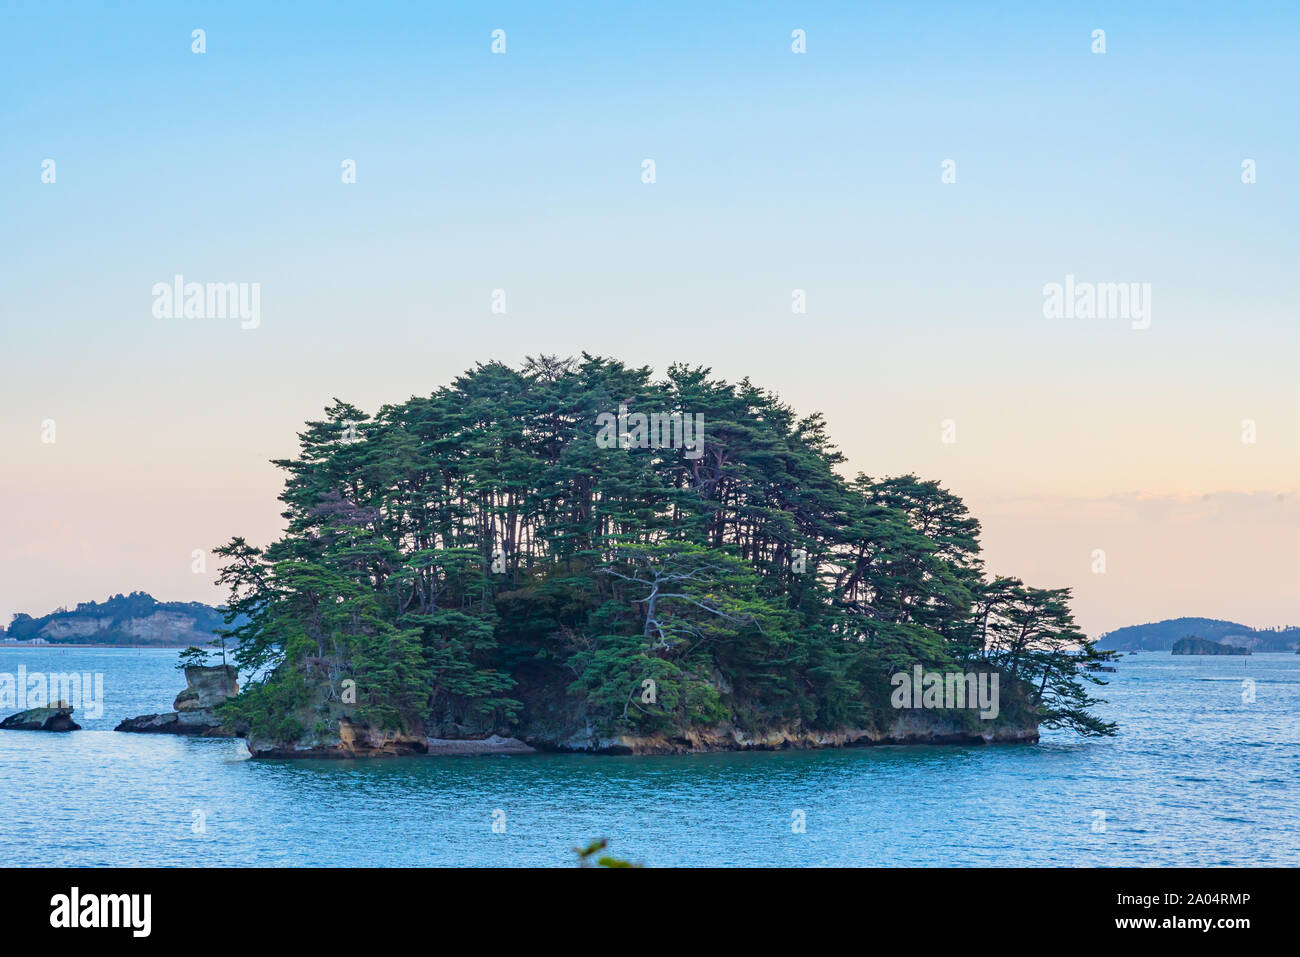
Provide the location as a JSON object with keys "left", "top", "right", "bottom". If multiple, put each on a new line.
{"left": 526, "top": 712, "right": 1038, "bottom": 756}
{"left": 114, "top": 710, "right": 236, "bottom": 736}
{"left": 247, "top": 719, "right": 430, "bottom": 759}
{"left": 244, "top": 707, "right": 538, "bottom": 758}
{"left": 250, "top": 716, "right": 1033, "bottom": 759}
{"left": 172, "top": 664, "right": 239, "bottom": 711}
{"left": 1, "top": 701, "right": 80, "bottom": 732}
{"left": 245, "top": 701, "right": 1034, "bottom": 759}
{"left": 115, "top": 665, "right": 240, "bottom": 736}
{"left": 425, "top": 734, "right": 535, "bottom": 756}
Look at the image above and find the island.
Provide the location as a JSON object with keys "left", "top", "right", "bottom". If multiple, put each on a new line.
{"left": 3, "top": 592, "right": 233, "bottom": 647}
{"left": 196, "top": 357, "right": 1118, "bottom": 757}
{"left": 1172, "top": 636, "right": 1251, "bottom": 656}
{"left": 1097, "top": 617, "right": 1298, "bottom": 653}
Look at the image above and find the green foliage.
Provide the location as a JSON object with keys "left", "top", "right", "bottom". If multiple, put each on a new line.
{"left": 216, "top": 663, "right": 310, "bottom": 745}
{"left": 176, "top": 646, "right": 208, "bottom": 671}
{"left": 568, "top": 633, "right": 728, "bottom": 734}
{"left": 573, "top": 838, "right": 641, "bottom": 868}
{"left": 213, "top": 355, "right": 1116, "bottom": 746}
{"left": 973, "top": 577, "right": 1119, "bottom": 737}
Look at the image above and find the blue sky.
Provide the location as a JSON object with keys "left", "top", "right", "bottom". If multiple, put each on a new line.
{"left": 2, "top": 1, "right": 1298, "bottom": 633}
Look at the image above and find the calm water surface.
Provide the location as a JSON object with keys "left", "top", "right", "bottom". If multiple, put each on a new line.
{"left": 0, "top": 647, "right": 1295, "bottom": 866}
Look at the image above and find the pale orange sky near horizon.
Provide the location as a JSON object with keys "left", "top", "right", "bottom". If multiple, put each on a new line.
{"left": 3, "top": 341, "right": 1297, "bottom": 639}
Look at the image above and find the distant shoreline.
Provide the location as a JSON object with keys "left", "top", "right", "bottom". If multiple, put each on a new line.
{"left": 0, "top": 644, "right": 190, "bottom": 650}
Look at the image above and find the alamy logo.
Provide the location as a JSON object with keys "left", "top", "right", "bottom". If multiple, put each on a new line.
{"left": 890, "top": 665, "right": 1000, "bottom": 719}
{"left": 152, "top": 274, "right": 261, "bottom": 329}
{"left": 595, "top": 404, "right": 705, "bottom": 460}
{"left": 0, "top": 666, "right": 103, "bottom": 718}
{"left": 1042, "top": 274, "right": 1151, "bottom": 330}
{"left": 50, "top": 887, "right": 151, "bottom": 937}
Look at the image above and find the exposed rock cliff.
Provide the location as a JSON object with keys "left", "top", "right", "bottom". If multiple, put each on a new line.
{"left": 520, "top": 711, "right": 1038, "bottom": 755}
{"left": 247, "top": 719, "right": 430, "bottom": 758}
{"left": 245, "top": 713, "right": 1035, "bottom": 758}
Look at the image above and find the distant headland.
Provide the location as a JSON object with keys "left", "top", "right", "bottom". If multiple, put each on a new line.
{"left": 1096, "top": 618, "right": 1298, "bottom": 653}
{"left": 1, "top": 592, "right": 232, "bottom": 648}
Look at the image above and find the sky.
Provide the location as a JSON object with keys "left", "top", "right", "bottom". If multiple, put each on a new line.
{"left": 2, "top": 1, "right": 1297, "bottom": 637}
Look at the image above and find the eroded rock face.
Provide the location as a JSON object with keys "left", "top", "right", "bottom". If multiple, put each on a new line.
{"left": 173, "top": 665, "right": 238, "bottom": 711}
{"left": 424, "top": 734, "right": 535, "bottom": 756}
{"left": 247, "top": 719, "right": 429, "bottom": 759}
{"left": 1, "top": 701, "right": 81, "bottom": 732}
{"left": 245, "top": 712, "right": 1035, "bottom": 759}
{"left": 115, "top": 664, "right": 240, "bottom": 737}
{"left": 523, "top": 710, "right": 1039, "bottom": 755}
{"left": 244, "top": 708, "right": 540, "bottom": 758}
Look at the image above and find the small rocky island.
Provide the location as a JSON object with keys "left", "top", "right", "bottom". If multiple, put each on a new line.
{"left": 1172, "top": 636, "right": 1251, "bottom": 656}
{"left": 0, "top": 702, "right": 80, "bottom": 732}
{"left": 116, "top": 664, "right": 242, "bottom": 736}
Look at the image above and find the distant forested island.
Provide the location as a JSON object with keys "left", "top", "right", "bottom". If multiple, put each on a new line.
{"left": 2, "top": 592, "right": 230, "bottom": 647}
{"left": 212, "top": 356, "right": 1117, "bottom": 757}
{"left": 1097, "top": 618, "right": 1298, "bottom": 653}
{"left": 1171, "top": 636, "right": 1251, "bottom": 656}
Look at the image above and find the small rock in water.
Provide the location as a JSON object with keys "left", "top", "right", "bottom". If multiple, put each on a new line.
{"left": 0, "top": 700, "right": 81, "bottom": 732}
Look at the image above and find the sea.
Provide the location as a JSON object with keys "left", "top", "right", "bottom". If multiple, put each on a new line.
{"left": 0, "top": 646, "right": 1295, "bottom": 867}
